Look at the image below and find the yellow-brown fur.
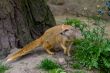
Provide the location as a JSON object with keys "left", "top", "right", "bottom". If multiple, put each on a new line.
{"left": 6, "top": 24, "right": 80, "bottom": 62}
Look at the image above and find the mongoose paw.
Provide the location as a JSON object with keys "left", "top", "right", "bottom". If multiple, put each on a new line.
{"left": 49, "top": 52, "right": 54, "bottom": 55}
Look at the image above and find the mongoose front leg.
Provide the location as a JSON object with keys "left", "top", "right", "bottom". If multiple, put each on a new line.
{"left": 67, "top": 42, "right": 73, "bottom": 56}
{"left": 60, "top": 43, "right": 68, "bottom": 55}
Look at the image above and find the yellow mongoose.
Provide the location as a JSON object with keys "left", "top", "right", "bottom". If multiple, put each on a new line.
{"left": 6, "top": 24, "right": 80, "bottom": 62}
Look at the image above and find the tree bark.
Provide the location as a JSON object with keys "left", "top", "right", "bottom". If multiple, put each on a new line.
{"left": 0, "top": 0, "right": 56, "bottom": 59}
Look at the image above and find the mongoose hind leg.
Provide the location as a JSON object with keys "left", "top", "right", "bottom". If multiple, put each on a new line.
{"left": 43, "top": 42, "right": 54, "bottom": 55}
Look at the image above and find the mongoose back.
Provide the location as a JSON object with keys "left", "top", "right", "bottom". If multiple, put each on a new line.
{"left": 6, "top": 24, "right": 80, "bottom": 62}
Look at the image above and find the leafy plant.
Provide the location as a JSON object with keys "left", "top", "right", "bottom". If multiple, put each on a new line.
{"left": 74, "top": 26, "right": 108, "bottom": 66}
{"left": 39, "top": 58, "right": 61, "bottom": 71}
{"left": 77, "top": 26, "right": 110, "bottom": 72}
{"left": 72, "top": 63, "right": 81, "bottom": 69}
{"left": 0, "top": 63, "right": 9, "bottom": 73}
{"left": 65, "top": 18, "right": 110, "bottom": 73}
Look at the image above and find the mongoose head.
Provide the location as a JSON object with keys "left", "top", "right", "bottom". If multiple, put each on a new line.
{"left": 60, "top": 26, "right": 81, "bottom": 40}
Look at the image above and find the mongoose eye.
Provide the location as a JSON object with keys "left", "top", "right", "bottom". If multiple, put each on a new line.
{"left": 63, "top": 29, "right": 69, "bottom": 32}
{"left": 60, "top": 29, "right": 69, "bottom": 35}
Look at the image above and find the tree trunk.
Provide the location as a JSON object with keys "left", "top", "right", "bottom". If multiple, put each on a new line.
{"left": 0, "top": 0, "right": 56, "bottom": 59}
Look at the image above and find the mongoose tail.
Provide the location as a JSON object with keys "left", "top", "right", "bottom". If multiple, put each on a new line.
{"left": 6, "top": 37, "right": 43, "bottom": 62}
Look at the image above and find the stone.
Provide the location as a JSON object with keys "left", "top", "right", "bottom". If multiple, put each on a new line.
{"left": 58, "top": 58, "right": 66, "bottom": 65}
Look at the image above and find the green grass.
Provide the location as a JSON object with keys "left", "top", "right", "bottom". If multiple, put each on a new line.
{"left": 0, "top": 63, "right": 9, "bottom": 73}
{"left": 72, "top": 63, "right": 81, "bottom": 69}
{"left": 65, "top": 18, "right": 110, "bottom": 73}
{"left": 39, "top": 58, "right": 61, "bottom": 71}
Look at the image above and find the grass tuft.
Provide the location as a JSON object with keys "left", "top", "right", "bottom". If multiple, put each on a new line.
{"left": 39, "top": 58, "right": 61, "bottom": 71}
{"left": 0, "top": 63, "right": 9, "bottom": 73}
{"left": 65, "top": 18, "right": 110, "bottom": 73}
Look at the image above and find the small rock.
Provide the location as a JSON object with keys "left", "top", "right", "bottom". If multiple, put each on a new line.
{"left": 58, "top": 58, "right": 66, "bottom": 65}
